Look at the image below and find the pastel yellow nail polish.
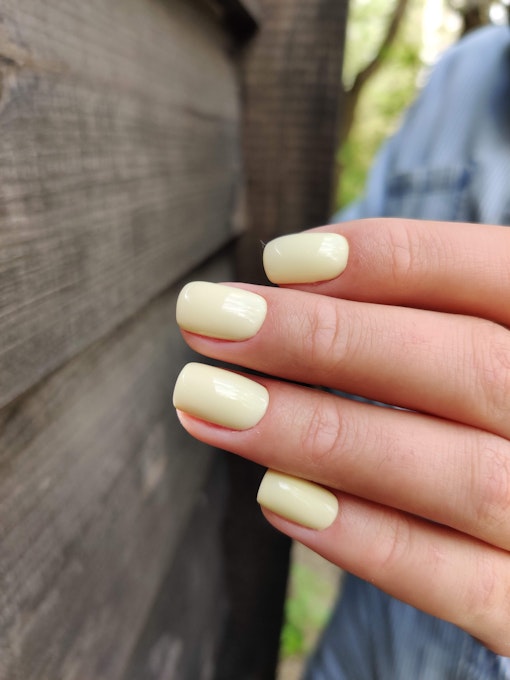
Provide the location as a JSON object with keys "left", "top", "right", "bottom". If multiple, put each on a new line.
{"left": 263, "top": 233, "right": 349, "bottom": 284}
{"left": 257, "top": 470, "right": 338, "bottom": 530}
{"left": 176, "top": 281, "right": 267, "bottom": 340}
{"left": 173, "top": 363, "right": 268, "bottom": 430}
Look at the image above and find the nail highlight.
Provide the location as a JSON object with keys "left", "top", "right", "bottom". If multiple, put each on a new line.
{"left": 263, "top": 232, "right": 349, "bottom": 284}
{"left": 257, "top": 470, "right": 338, "bottom": 530}
{"left": 177, "top": 281, "right": 267, "bottom": 340}
{"left": 173, "top": 363, "right": 269, "bottom": 430}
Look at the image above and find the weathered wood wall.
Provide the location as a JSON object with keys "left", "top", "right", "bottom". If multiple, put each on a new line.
{"left": 0, "top": 1, "right": 242, "bottom": 678}
{"left": 0, "top": 0, "right": 347, "bottom": 678}
{"left": 0, "top": 0, "right": 241, "bottom": 409}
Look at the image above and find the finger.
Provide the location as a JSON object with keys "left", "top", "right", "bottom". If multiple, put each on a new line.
{"left": 261, "top": 491, "right": 510, "bottom": 657}
{"left": 179, "top": 284, "right": 510, "bottom": 439}
{"left": 263, "top": 219, "right": 510, "bottom": 326}
{"left": 173, "top": 365, "right": 510, "bottom": 551}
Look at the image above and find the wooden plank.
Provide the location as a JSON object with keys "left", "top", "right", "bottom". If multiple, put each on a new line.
{"left": 237, "top": 0, "right": 348, "bottom": 283}
{"left": 0, "top": 255, "right": 233, "bottom": 680}
{"left": 210, "top": 3, "right": 349, "bottom": 677}
{"left": 0, "top": 0, "right": 241, "bottom": 409}
{"left": 213, "top": 455, "right": 291, "bottom": 680}
{"left": 123, "top": 460, "right": 228, "bottom": 680}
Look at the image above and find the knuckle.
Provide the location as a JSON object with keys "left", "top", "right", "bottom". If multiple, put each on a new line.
{"left": 462, "top": 553, "right": 510, "bottom": 653}
{"left": 299, "top": 297, "right": 369, "bottom": 380}
{"left": 386, "top": 221, "right": 415, "bottom": 283}
{"left": 468, "top": 554, "right": 499, "bottom": 615}
{"left": 383, "top": 219, "right": 442, "bottom": 285}
{"left": 472, "top": 439, "right": 510, "bottom": 544}
{"left": 471, "top": 320, "right": 510, "bottom": 432}
{"left": 480, "top": 575, "right": 510, "bottom": 656}
{"left": 300, "top": 297, "right": 344, "bottom": 367}
{"left": 300, "top": 398, "right": 344, "bottom": 470}
{"left": 375, "top": 512, "right": 413, "bottom": 572}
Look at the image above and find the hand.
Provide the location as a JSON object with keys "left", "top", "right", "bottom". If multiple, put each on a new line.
{"left": 173, "top": 218, "right": 510, "bottom": 655}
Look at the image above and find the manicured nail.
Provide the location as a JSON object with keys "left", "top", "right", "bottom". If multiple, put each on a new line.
{"left": 176, "top": 282, "right": 267, "bottom": 340}
{"left": 257, "top": 470, "right": 338, "bottom": 530}
{"left": 173, "top": 363, "right": 269, "bottom": 430}
{"left": 263, "top": 232, "right": 349, "bottom": 284}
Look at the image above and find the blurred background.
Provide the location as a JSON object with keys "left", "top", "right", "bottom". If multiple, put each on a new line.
{"left": 337, "top": 0, "right": 509, "bottom": 211}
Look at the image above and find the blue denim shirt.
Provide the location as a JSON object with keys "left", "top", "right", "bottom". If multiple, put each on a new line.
{"left": 337, "top": 26, "right": 510, "bottom": 228}
{"left": 306, "top": 25, "right": 510, "bottom": 680}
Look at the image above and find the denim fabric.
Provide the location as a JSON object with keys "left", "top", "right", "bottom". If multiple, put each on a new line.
{"left": 336, "top": 26, "right": 510, "bottom": 227}
{"left": 304, "top": 574, "right": 510, "bottom": 680}
{"left": 306, "top": 25, "right": 510, "bottom": 679}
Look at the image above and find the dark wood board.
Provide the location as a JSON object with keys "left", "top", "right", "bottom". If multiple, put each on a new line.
{"left": 0, "top": 255, "right": 233, "bottom": 680}
{"left": 0, "top": 0, "right": 242, "bottom": 410}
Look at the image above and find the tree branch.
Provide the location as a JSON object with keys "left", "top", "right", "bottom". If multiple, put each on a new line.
{"left": 349, "top": 0, "right": 410, "bottom": 96}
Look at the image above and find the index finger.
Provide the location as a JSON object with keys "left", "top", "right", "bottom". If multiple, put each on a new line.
{"left": 263, "top": 219, "right": 510, "bottom": 326}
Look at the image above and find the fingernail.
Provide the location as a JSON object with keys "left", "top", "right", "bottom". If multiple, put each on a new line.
{"left": 257, "top": 470, "right": 338, "bottom": 530}
{"left": 263, "top": 233, "right": 349, "bottom": 284}
{"left": 176, "top": 282, "right": 267, "bottom": 340}
{"left": 173, "top": 363, "right": 269, "bottom": 430}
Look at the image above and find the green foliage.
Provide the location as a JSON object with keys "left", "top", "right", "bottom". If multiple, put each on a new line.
{"left": 336, "top": 0, "right": 426, "bottom": 210}
{"left": 280, "top": 617, "right": 305, "bottom": 657}
{"left": 280, "top": 562, "right": 337, "bottom": 659}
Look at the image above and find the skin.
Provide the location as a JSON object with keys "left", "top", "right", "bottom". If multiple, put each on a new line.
{"left": 175, "top": 218, "right": 510, "bottom": 656}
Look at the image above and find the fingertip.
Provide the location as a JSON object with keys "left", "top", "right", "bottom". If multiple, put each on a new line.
{"left": 263, "top": 233, "right": 349, "bottom": 285}
{"left": 257, "top": 469, "right": 339, "bottom": 531}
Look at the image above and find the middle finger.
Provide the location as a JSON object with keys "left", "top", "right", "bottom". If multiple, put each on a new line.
{"left": 178, "top": 283, "right": 510, "bottom": 439}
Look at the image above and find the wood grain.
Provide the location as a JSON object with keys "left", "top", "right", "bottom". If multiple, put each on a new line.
{"left": 0, "top": 255, "right": 233, "bottom": 680}
{"left": 0, "top": 0, "right": 241, "bottom": 409}
{"left": 123, "top": 460, "right": 228, "bottom": 680}
{"left": 237, "top": 0, "right": 348, "bottom": 283}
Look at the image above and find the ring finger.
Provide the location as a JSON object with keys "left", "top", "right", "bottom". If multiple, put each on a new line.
{"left": 173, "top": 365, "right": 510, "bottom": 551}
